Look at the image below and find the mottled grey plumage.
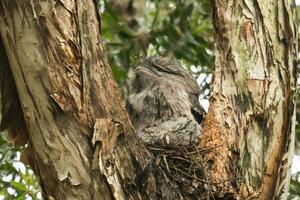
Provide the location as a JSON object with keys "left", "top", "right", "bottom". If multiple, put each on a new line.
{"left": 126, "top": 56, "right": 205, "bottom": 147}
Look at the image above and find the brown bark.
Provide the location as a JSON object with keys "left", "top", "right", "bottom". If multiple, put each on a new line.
{"left": 0, "top": 1, "right": 177, "bottom": 199}
{"left": 199, "top": 0, "right": 297, "bottom": 199}
{"left": 0, "top": 0, "right": 297, "bottom": 199}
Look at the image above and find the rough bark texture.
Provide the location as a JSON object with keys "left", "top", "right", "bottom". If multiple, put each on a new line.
{"left": 0, "top": 0, "right": 297, "bottom": 199}
{"left": 198, "top": 0, "right": 297, "bottom": 199}
{"left": 0, "top": 1, "right": 179, "bottom": 199}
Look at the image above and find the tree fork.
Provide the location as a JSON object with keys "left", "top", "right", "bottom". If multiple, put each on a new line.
{"left": 0, "top": 0, "right": 297, "bottom": 199}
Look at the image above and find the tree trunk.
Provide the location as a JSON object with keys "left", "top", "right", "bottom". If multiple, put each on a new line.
{"left": 0, "top": 0, "right": 297, "bottom": 200}
{"left": 0, "top": 1, "right": 177, "bottom": 199}
{"left": 198, "top": 0, "right": 297, "bottom": 199}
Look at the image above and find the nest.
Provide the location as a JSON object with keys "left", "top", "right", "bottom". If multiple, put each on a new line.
{"left": 146, "top": 144, "right": 232, "bottom": 200}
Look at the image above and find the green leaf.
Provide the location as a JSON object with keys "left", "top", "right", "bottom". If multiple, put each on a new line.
{"left": 10, "top": 181, "right": 26, "bottom": 192}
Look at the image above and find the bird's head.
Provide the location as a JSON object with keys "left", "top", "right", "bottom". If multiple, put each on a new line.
{"left": 132, "top": 56, "right": 199, "bottom": 95}
{"left": 128, "top": 56, "right": 205, "bottom": 127}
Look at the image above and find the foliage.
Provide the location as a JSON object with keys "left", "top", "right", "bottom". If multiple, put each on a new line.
{"left": 0, "top": 134, "right": 40, "bottom": 200}
{"left": 102, "top": 0, "right": 213, "bottom": 97}
{"left": 0, "top": 1, "right": 214, "bottom": 199}
{"left": 289, "top": 172, "right": 300, "bottom": 200}
{"left": 0, "top": 0, "right": 299, "bottom": 199}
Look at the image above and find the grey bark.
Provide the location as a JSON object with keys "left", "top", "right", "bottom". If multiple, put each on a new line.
{"left": 198, "top": 0, "right": 297, "bottom": 199}
{"left": 0, "top": 1, "right": 179, "bottom": 199}
{"left": 0, "top": 0, "right": 297, "bottom": 199}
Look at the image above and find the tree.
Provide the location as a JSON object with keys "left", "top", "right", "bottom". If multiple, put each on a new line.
{"left": 198, "top": 0, "right": 297, "bottom": 199}
{"left": 0, "top": 0, "right": 297, "bottom": 199}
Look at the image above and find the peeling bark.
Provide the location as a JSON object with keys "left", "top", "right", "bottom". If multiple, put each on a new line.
{"left": 0, "top": 1, "right": 178, "bottom": 199}
{"left": 199, "top": 0, "right": 297, "bottom": 199}
{"left": 0, "top": 0, "right": 297, "bottom": 199}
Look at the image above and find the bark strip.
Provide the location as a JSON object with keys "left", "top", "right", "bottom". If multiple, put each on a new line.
{"left": 0, "top": 0, "right": 177, "bottom": 199}
{"left": 199, "top": 0, "right": 297, "bottom": 198}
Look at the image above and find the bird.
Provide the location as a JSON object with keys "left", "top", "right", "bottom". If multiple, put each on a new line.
{"left": 126, "top": 56, "right": 205, "bottom": 147}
